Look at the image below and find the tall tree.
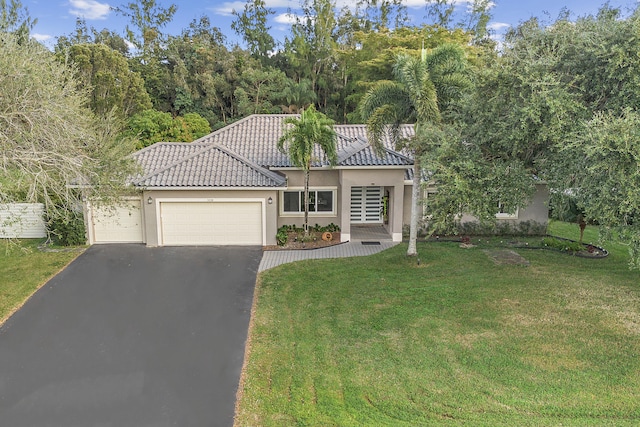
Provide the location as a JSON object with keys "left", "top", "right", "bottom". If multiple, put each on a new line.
{"left": 424, "top": 0, "right": 494, "bottom": 43}
{"left": 125, "top": 109, "right": 210, "bottom": 148}
{"left": 425, "top": 0, "right": 455, "bottom": 28}
{"left": 112, "top": 0, "right": 177, "bottom": 57}
{"left": 0, "top": 0, "right": 36, "bottom": 42}
{"left": 566, "top": 109, "right": 640, "bottom": 268}
{"left": 0, "top": 33, "right": 136, "bottom": 225}
{"left": 59, "top": 43, "right": 152, "bottom": 119}
{"left": 359, "top": 44, "right": 469, "bottom": 256}
{"left": 278, "top": 105, "right": 338, "bottom": 236}
{"left": 56, "top": 20, "right": 130, "bottom": 56}
{"left": 234, "top": 66, "right": 289, "bottom": 116}
{"left": 337, "top": 25, "right": 474, "bottom": 123}
{"left": 454, "top": 4, "right": 640, "bottom": 267}
{"left": 231, "top": 0, "right": 275, "bottom": 61}
{"left": 284, "top": 0, "right": 337, "bottom": 109}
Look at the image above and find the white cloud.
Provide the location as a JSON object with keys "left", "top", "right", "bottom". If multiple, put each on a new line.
{"left": 418, "top": 0, "right": 495, "bottom": 10}
{"left": 466, "top": 1, "right": 495, "bottom": 13}
{"left": 488, "top": 22, "right": 510, "bottom": 32}
{"left": 263, "top": 0, "right": 299, "bottom": 8}
{"left": 211, "top": 1, "right": 245, "bottom": 16}
{"left": 69, "top": 0, "right": 111, "bottom": 20}
{"left": 274, "top": 13, "right": 300, "bottom": 25}
{"left": 213, "top": 0, "right": 298, "bottom": 16}
{"left": 32, "top": 33, "right": 53, "bottom": 42}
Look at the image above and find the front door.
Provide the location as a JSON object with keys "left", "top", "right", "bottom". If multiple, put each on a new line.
{"left": 350, "top": 186, "right": 383, "bottom": 223}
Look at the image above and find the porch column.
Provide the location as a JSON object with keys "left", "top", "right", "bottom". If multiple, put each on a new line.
{"left": 391, "top": 183, "right": 404, "bottom": 242}
{"left": 340, "top": 184, "right": 351, "bottom": 242}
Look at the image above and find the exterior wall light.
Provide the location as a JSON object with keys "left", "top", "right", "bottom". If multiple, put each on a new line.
{"left": 268, "top": 197, "right": 273, "bottom": 205}
{"left": 147, "top": 197, "right": 153, "bottom": 205}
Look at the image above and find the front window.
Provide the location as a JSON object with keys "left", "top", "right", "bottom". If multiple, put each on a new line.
{"left": 282, "top": 189, "right": 335, "bottom": 215}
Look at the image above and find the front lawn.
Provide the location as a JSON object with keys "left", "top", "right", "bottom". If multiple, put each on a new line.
{"left": 235, "top": 222, "right": 640, "bottom": 426}
{"left": 0, "top": 240, "right": 82, "bottom": 325}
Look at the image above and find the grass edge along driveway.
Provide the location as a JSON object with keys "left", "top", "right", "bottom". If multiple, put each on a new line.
{"left": 235, "top": 222, "right": 640, "bottom": 426}
{"left": 0, "top": 241, "right": 83, "bottom": 326}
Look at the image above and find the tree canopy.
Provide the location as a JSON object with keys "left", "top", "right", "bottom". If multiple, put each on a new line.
{"left": 0, "top": 33, "right": 137, "bottom": 220}
{"left": 442, "top": 5, "right": 640, "bottom": 267}
{"left": 360, "top": 44, "right": 470, "bottom": 256}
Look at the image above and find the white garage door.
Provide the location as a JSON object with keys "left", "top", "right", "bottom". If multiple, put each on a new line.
{"left": 91, "top": 199, "right": 143, "bottom": 243}
{"left": 160, "top": 201, "right": 263, "bottom": 246}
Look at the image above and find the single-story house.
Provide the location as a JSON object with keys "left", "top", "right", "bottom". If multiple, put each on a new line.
{"left": 84, "top": 114, "right": 548, "bottom": 246}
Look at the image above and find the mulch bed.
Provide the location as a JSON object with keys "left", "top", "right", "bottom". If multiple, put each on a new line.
{"left": 263, "top": 232, "right": 343, "bottom": 251}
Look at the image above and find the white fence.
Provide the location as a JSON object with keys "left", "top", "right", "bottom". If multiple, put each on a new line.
{"left": 0, "top": 203, "right": 47, "bottom": 238}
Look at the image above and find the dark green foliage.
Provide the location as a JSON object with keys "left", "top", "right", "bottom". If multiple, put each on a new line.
{"left": 454, "top": 220, "right": 547, "bottom": 237}
{"left": 125, "top": 109, "right": 210, "bottom": 148}
{"left": 541, "top": 236, "right": 586, "bottom": 253}
{"left": 456, "top": 5, "right": 640, "bottom": 267}
{"left": 276, "top": 223, "right": 341, "bottom": 245}
{"left": 231, "top": 0, "right": 275, "bottom": 61}
{"left": 276, "top": 226, "right": 288, "bottom": 246}
{"left": 312, "top": 223, "right": 340, "bottom": 233}
{"left": 47, "top": 210, "right": 86, "bottom": 246}
{"left": 59, "top": 43, "right": 152, "bottom": 119}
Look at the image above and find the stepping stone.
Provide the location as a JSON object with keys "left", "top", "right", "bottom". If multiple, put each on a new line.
{"left": 483, "top": 249, "right": 530, "bottom": 266}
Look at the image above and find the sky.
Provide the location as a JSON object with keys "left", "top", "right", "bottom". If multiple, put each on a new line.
{"left": 28, "top": 0, "right": 638, "bottom": 48}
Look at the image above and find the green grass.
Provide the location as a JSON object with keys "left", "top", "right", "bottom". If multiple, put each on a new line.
{"left": 235, "top": 221, "right": 640, "bottom": 426}
{"left": 0, "top": 240, "right": 83, "bottom": 325}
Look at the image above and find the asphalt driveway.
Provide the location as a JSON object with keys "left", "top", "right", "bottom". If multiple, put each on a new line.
{"left": 0, "top": 244, "right": 262, "bottom": 427}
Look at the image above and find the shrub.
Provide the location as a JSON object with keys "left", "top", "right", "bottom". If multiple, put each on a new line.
{"left": 542, "top": 237, "right": 585, "bottom": 252}
{"left": 310, "top": 223, "right": 340, "bottom": 233}
{"left": 276, "top": 223, "right": 341, "bottom": 245}
{"left": 455, "top": 220, "right": 547, "bottom": 237}
{"left": 276, "top": 226, "right": 288, "bottom": 246}
{"left": 47, "top": 210, "right": 86, "bottom": 246}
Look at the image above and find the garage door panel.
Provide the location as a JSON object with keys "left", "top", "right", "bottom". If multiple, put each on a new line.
{"left": 92, "top": 200, "right": 143, "bottom": 243}
{"left": 160, "top": 202, "right": 262, "bottom": 246}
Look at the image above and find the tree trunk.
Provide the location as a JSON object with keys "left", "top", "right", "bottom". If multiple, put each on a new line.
{"left": 407, "top": 160, "right": 420, "bottom": 257}
{"left": 304, "top": 168, "right": 310, "bottom": 237}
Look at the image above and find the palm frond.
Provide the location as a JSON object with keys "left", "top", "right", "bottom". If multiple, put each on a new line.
{"left": 393, "top": 53, "right": 428, "bottom": 97}
{"left": 278, "top": 105, "right": 337, "bottom": 169}
{"left": 425, "top": 44, "right": 467, "bottom": 74}
{"left": 360, "top": 81, "right": 413, "bottom": 153}
{"left": 359, "top": 81, "right": 410, "bottom": 120}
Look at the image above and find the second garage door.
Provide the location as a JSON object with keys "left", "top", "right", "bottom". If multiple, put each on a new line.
{"left": 91, "top": 199, "right": 144, "bottom": 244}
{"left": 160, "top": 201, "right": 263, "bottom": 246}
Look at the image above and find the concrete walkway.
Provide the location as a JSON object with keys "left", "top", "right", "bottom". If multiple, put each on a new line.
{"left": 259, "top": 241, "right": 399, "bottom": 272}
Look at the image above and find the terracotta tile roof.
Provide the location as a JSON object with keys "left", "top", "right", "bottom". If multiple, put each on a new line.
{"left": 132, "top": 114, "right": 414, "bottom": 188}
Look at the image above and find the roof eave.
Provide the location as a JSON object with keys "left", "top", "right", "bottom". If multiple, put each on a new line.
{"left": 136, "top": 186, "right": 286, "bottom": 191}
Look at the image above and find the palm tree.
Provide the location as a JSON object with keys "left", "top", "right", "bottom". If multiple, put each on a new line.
{"left": 359, "top": 44, "right": 469, "bottom": 257}
{"left": 278, "top": 105, "right": 337, "bottom": 236}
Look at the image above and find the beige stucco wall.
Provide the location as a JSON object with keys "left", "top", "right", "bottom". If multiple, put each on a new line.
{"left": 516, "top": 183, "right": 549, "bottom": 224}
{"left": 282, "top": 169, "right": 339, "bottom": 187}
{"left": 139, "top": 180, "right": 548, "bottom": 247}
{"left": 276, "top": 169, "right": 341, "bottom": 230}
{"left": 142, "top": 189, "right": 279, "bottom": 246}
{"left": 274, "top": 168, "right": 410, "bottom": 242}
{"left": 403, "top": 184, "right": 413, "bottom": 225}
{"left": 438, "top": 183, "right": 549, "bottom": 229}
